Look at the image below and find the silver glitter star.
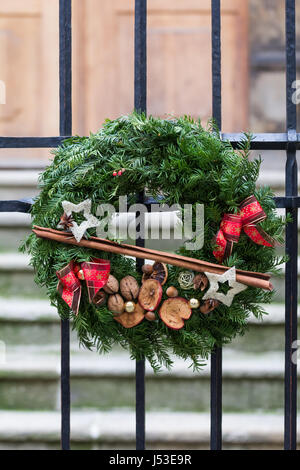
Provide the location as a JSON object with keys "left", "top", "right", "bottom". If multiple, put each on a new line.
{"left": 202, "top": 267, "right": 247, "bottom": 307}
{"left": 59, "top": 199, "right": 100, "bottom": 242}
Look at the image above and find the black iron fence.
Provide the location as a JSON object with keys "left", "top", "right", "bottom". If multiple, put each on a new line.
{"left": 0, "top": 0, "right": 299, "bottom": 451}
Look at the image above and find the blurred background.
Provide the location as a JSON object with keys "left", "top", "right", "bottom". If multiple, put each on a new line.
{"left": 0, "top": 0, "right": 299, "bottom": 450}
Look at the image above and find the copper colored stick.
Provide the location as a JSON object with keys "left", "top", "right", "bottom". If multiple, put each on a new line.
{"left": 32, "top": 226, "right": 273, "bottom": 291}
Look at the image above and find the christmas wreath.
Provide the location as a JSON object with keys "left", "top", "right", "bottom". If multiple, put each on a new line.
{"left": 21, "top": 113, "right": 286, "bottom": 371}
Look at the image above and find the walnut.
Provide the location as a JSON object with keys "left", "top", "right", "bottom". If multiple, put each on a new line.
{"left": 107, "top": 294, "right": 125, "bottom": 315}
{"left": 103, "top": 275, "right": 119, "bottom": 294}
{"left": 120, "top": 276, "right": 140, "bottom": 300}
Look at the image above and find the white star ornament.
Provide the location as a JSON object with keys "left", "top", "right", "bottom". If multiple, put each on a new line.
{"left": 202, "top": 267, "right": 247, "bottom": 307}
{"left": 60, "top": 199, "right": 100, "bottom": 242}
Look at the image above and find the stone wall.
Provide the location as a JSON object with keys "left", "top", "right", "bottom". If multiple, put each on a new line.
{"left": 250, "top": 0, "right": 300, "bottom": 132}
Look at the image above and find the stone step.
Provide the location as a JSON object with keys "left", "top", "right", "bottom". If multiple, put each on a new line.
{"left": 0, "top": 253, "right": 45, "bottom": 297}
{"left": 0, "top": 297, "right": 77, "bottom": 346}
{"left": 0, "top": 170, "right": 39, "bottom": 200}
{"left": 0, "top": 252, "right": 292, "bottom": 300}
{"left": 0, "top": 297, "right": 296, "bottom": 352}
{"left": 231, "top": 303, "right": 300, "bottom": 352}
{"left": 0, "top": 213, "right": 32, "bottom": 251}
{"left": 0, "top": 346, "right": 298, "bottom": 412}
{"left": 0, "top": 409, "right": 298, "bottom": 450}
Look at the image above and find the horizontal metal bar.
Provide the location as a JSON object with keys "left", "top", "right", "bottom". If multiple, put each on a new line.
{"left": 0, "top": 137, "right": 68, "bottom": 148}
{"left": 223, "top": 133, "right": 300, "bottom": 150}
{"left": 0, "top": 133, "right": 300, "bottom": 150}
{"left": 275, "top": 196, "right": 300, "bottom": 208}
{"left": 251, "top": 50, "right": 300, "bottom": 70}
{"left": 2, "top": 196, "right": 299, "bottom": 213}
{"left": 0, "top": 199, "right": 33, "bottom": 213}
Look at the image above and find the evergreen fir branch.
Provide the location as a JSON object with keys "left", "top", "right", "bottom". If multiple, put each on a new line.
{"left": 21, "top": 113, "right": 286, "bottom": 372}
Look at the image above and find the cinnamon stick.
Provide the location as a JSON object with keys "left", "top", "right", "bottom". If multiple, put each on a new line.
{"left": 32, "top": 226, "right": 273, "bottom": 291}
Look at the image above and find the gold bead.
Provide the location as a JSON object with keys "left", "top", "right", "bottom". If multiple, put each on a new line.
{"left": 77, "top": 269, "right": 85, "bottom": 280}
{"left": 125, "top": 301, "right": 135, "bottom": 313}
{"left": 188, "top": 298, "right": 200, "bottom": 309}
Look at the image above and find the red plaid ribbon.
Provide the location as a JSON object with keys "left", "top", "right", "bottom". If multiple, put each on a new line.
{"left": 56, "top": 258, "right": 110, "bottom": 315}
{"left": 213, "top": 195, "right": 277, "bottom": 263}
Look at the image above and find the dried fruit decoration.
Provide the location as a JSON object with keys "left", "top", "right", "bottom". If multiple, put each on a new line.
{"left": 114, "top": 303, "right": 145, "bottom": 328}
{"left": 142, "top": 261, "right": 168, "bottom": 285}
{"left": 159, "top": 298, "right": 192, "bottom": 330}
{"left": 138, "top": 279, "right": 163, "bottom": 311}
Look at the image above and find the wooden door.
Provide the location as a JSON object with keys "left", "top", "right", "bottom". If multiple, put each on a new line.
{"left": 0, "top": 0, "right": 59, "bottom": 138}
{"left": 73, "top": 0, "right": 249, "bottom": 135}
{"left": 0, "top": 0, "right": 248, "bottom": 150}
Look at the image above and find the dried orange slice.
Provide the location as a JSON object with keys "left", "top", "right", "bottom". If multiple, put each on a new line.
{"left": 142, "top": 261, "right": 168, "bottom": 285}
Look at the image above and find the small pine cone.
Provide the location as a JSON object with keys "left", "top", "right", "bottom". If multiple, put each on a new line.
{"left": 59, "top": 212, "right": 74, "bottom": 230}
{"left": 200, "top": 299, "right": 219, "bottom": 314}
{"left": 194, "top": 273, "right": 208, "bottom": 291}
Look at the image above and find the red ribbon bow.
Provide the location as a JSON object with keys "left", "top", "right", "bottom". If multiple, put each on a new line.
{"left": 213, "top": 195, "right": 277, "bottom": 263}
{"left": 56, "top": 258, "right": 110, "bottom": 315}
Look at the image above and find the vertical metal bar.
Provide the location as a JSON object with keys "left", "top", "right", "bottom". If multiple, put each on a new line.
{"left": 134, "top": 0, "right": 147, "bottom": 114}
{"left": 134, "top": 0, "right": 147, "bottom": 451}
{"left": 211, "top": 0, "right": 222, "bottom": 128}
{"left": 210, "top": 0, "right": 223, "bottom": 451}
{"left": 284, "top": 0, "right": 298, "bottom": 451}
{"left": 60, "top": 0, "right": 72, "bottom": 137}
{"left": 59, "top": 0, "right": 72, "bottom": 451}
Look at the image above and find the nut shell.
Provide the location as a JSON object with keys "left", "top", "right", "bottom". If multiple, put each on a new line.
{"left": 107, "top": 294, "right": 125, "bottom": 315}
{"left": 120, "top": 275, "right": 140, "bottom": 300}
{"left": 142, "top": 264, "right": 153, "bottom": 275}
{"left": 166, "top": 286, "right": 178, "bottom": 298}
{"left": 103, "top": 275, "right": 119, "bottom": 294}
{"left": 93, "top": 290, "right": 107, "bottom": 307}
{"left": 145, "top": 312, "right": 156, "bottom": 321}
